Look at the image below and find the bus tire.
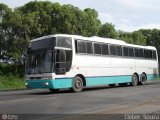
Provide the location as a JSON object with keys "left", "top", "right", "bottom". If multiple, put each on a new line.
{"left": 49, "top": 88, "right": 59, "bottom": 93}
{"left": 140, "top": 73, "right": 147, "bottom": 85}
{"left": 131, "top": 74, "right": 139, "bottom": 86}
{"left": 72, "top": 76, "right": 83, "bottom": 92}
{"left": 109, "top": 84, "right": 116, "bottom": 88}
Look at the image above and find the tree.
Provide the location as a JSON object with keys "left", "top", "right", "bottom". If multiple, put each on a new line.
{"left": 99, "top": 23, "right": 118, "bottom": 38}
{"left": 82, "top": 8, "right": 101, "bottom": 36}
{"left": 118, "top": 31, "right": 133, "bottom": 43}
{"left": 0, "top": 3, "right": 12, "bottom": 59}
{"left": 131, "top": 31, "right": 146, "bottom": 45}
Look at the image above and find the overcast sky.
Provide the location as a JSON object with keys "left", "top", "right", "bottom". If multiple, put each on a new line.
{"left": 1, "top": 0, "right": 160, "bottom": 32}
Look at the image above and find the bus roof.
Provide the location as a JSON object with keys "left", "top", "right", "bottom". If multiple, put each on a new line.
{"left": 30, "top": 34, "right": 156, "bottom": 50}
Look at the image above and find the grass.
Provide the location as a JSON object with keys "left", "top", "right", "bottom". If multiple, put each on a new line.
{"left": 156, "top": 77, "right": 160, "bottom": 80}
{"left": 0, "top": 75, "right": 26, "bottom": 90}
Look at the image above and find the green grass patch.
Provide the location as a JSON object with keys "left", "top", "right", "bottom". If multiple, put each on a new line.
{"left": 156, "top": 77, "right": 160, "bottom": 80}
{"left": 0, "top": 75, "right": 26, "bottom": 90}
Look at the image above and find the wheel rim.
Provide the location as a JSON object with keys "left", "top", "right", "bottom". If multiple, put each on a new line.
{"left": 132, "top": 75, "right": 138, "bottom": 86}
{"left": 75, "top": 80, "right": 82, "bottom": 89}
{"left": 141, "top": 75, "right": 146, "bottom": 84}
{"left": 74, "top": 78, "right": 83, "bottom": 91}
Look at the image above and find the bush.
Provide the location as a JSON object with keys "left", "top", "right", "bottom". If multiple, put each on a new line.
{"left": 0, "top": 63, "right": 25, "bottom": 77}
{"left": 0, "top": 75, "right": 25, "bottom": 90}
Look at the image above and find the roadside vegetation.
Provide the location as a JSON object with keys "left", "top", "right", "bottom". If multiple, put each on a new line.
{"left": 0, "top": 63, "right": 25, "bottom": 90}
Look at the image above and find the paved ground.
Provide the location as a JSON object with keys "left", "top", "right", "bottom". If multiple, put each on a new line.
{"left": 0, "top": 80, "right": 160, "bottom": 120}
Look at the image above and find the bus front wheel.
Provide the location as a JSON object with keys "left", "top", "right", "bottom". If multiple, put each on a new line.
{"left": 72, "top": 76, "right": 83, "bottom": 92}
{"left": 131, "top": 74, "right": 139, "bottom": 86}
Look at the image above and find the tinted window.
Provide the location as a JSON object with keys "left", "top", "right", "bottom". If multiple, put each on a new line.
{"left": 144, "top": 49, "right": 150, "bottom": 58}
{"left": 77, "top": 41, "right": 86, "bottom": 53}
{"left": 139, "top": 49, "right": 144, "bottom": 58}
{"left": 116, "top": 46, "right": 122, "bottom": 56}
{"left": 149, "top": 50, "right": 153, "bottom": 59}
{"left": 129, "top": 48, "right": 134, "bottom": 57}
{"left": 94, "top": 43, "right": 101, "bottom": 54}
{"left": 123, "top": 47, "right": 129, "bottom": 56}
{"left": 135, "top": 48, "right": 139, "bottom": 57}
{"left": 153, "top": 51, "right": 157, "bottom": 59}
{"left": 57, "top": 37, "right": 72, "bottom": 48}
{"left": 30, "top": 37, "right": 55, "bottom": 50}
{"left": 86, "top": 42, "right": 93, "bottom": 54}
{"left": 110, "top": 45, "right": 116, "bottom": 55}
{"left": 102, "top": 44, "right": 109, "bottom": 55}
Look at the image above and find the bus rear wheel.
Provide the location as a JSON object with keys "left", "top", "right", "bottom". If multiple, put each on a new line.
{"left": 131, "top": 74, "right": 138, "bottom": 86}
{"left": 72, "top": 76, "right": 83, "bottom": 92}
{"left": 140, "top": 73, "right": 147, "bottom": 85}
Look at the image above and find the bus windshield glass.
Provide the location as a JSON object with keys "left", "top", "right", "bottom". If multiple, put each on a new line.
{"left": 26, "top": 49, "right": 53, "bottom": 74}
{"left": 26, "top": 37, "right": 55, "bottom": 74}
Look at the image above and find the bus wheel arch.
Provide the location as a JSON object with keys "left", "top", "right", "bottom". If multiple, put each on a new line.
{"left": 131, "top": 73, "right": 139, "bottom": 86}
{"left": 72, "top": 74, "right": 86, "bottom": 92}
{"left": 139, "top": 72, "right": 147, "bottom": 85}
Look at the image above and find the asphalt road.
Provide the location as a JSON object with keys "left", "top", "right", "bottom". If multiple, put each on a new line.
{"left": 0, "top": 80, "right": 160, "bottom": 120}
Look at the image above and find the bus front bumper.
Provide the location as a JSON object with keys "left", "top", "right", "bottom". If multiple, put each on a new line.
{"left": 25, "top": 78, "right": 73, "bottom": 89}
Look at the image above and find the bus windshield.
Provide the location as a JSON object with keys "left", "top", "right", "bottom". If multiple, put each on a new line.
{"left": 26, "top": 49, "right": 53, "bottom": 74}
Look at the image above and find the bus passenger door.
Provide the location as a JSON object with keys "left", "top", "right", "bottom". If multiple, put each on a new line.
{"left": 54, "top": 50, "right": 67, "bottom": 75}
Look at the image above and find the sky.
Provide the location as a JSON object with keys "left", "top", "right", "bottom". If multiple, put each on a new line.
{"left": 1, "top": 0, "right": 160, "bottom": 32}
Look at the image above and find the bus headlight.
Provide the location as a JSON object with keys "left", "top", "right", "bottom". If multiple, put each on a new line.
{"left": 44, "top": 82, "right": 49, "bottom": 86}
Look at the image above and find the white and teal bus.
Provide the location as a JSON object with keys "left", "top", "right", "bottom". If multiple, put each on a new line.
{"left": 25, "top": 34, "right": 159, "bottom": 92}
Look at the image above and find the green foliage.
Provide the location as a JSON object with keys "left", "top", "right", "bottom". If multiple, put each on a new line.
{"left": 131, "top": 31, "right": 146, "bottom": 45}
{"left": 0, "top": 75, "right": 25, "bottom": 90}
{"left": 118, "top": 31, "right": 133, "bottom": 43}
{"left": 0, "top": 63, "right": 24, "bottom": 77}
{"left": 99, "top": 23, "right": 118, "bottom": 38}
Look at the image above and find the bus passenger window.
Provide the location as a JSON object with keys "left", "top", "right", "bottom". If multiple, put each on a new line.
{"left": 139, "top": 49, "right": 144, "bottom": 58}
{"left": 135, "top": 48, "right": 139, "bottom": 57}
{"left": 116, "top": 46, "right": 122, "bottom": 56}
{"left": 86, "top": 42, "right": 93, "bottom": 54}
{"left": 102, "top": 44, "right": 109, "bottom": 55}
{"left": 110, "top": 45, "right": 116, "bottom": 56}
{"left": 153, "top": 51, "right": 157, "bottom": 59}
{"left": 94, "top": 43, "right": 101, "bottom": 55}
{"left": 129, "top": 48, "right": 134, "bottom": 57}
{"left": 123, "top": 47, "right": 129, "bottom": 57}
{"left": 77, "top": 41, "right": 86, "bottom": 53}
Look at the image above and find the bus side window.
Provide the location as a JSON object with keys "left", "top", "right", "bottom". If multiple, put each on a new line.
{"left": 123, "top": 47, "right": 129, "bottom": 57}
{"left": 139, "top": 49, "right": 144, "bottom": 58}
{"left": 153, "top": 51, "right": 157, "bottom": 60}
{"left": 116, "top": 45, "right": 122, "bottom": 56}
{"left": 110, "top": 45, "right": 116, "bottom": 56}
{"left": 77, "top": 41, "right": 86, "bottom": 53}
{"left": 129, "top": 48, "right": 134, "bottom": 57}
{"left": 86, "top": 42, "right": 93, "bottom": 54}
{"left": 149, "top": 50, "right": 153, "bottom": 59}
{"left": 102, "top": 44, "right": 109, "bottom": 55}
{"left": 94, "top": 43, "right": 102, "bottom": 55}
{"left": 134, "top": 48, "right": 139, "bottom": 58}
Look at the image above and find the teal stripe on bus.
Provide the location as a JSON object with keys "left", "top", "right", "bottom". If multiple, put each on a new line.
{"left": 26, "top": 74, "right": 158, "bottom": 89}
